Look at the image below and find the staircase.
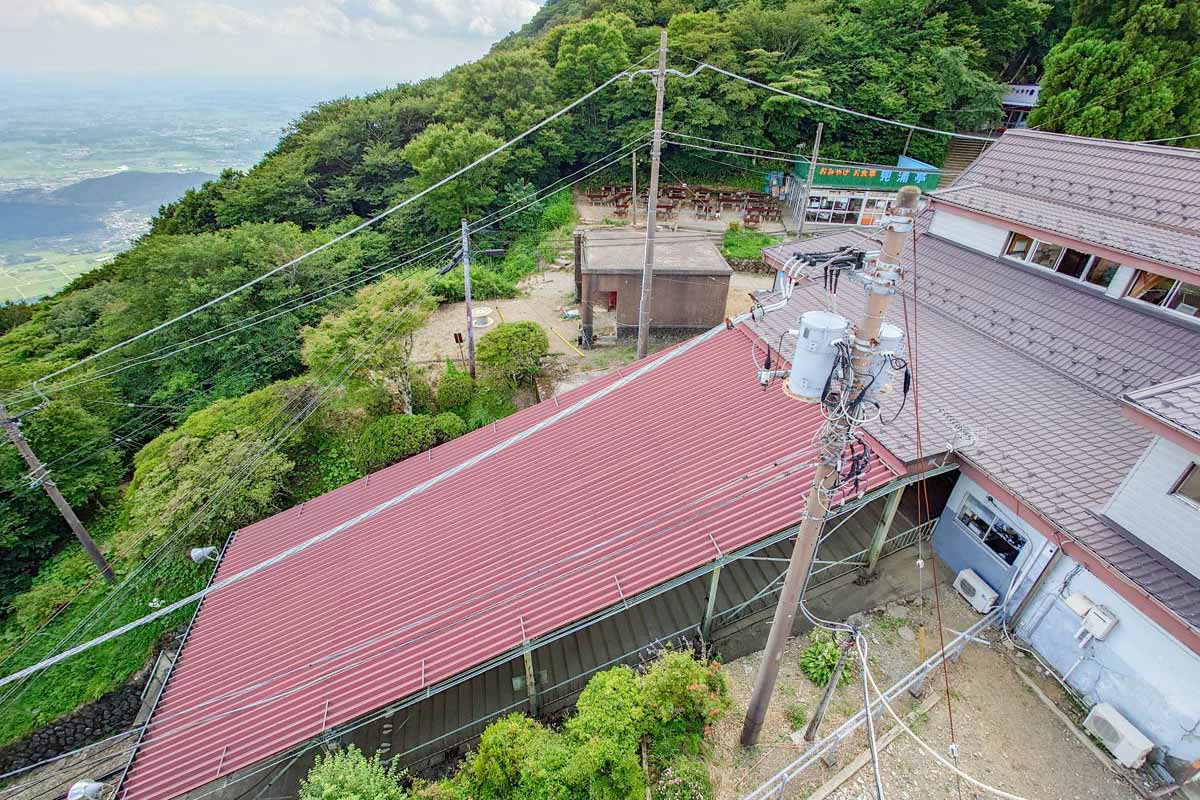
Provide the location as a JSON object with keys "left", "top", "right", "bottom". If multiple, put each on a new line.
{"left": 941, "top": 136, "right": 993, "bottom": 184}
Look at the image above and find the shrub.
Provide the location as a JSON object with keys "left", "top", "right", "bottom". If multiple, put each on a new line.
{"left": 431, "top": 266, "right": 518, "bottom": 303}
{"left": 567, "top": 665, "right": 646, "bottom": 751}
{"left": 463, "top": 386, "right": 517, "bottom": 430}
{"left": 357, "top": 414, "right": 437, "bottom": 472}
{"left": 799, "top": 629, "right": 852, "bottom": 688}
{"left": 432, "top": 412, "right": 467, "bottom": 443}
{"left": 299, "top": 745, "right": 406, "bottom": 800}
{"left": 513, "top": 737, "right": 576, "bottom": 800}
{"left": 435, "top": 362, "right": 475, "bottom": 413}
{"left": 464, "top": 714, "right": 552, "bottom": 799}
{"left": 476, "top": 321, "right": 549, "bottom": 388}
{"left": 642, "top": 650, "right": 730, "bottom": 758}
{"left": 410, "top": 373, "right": 435, "bottom": 415}
{"left": 651, "top": 756, "right": 712, "bottom": 800}
{"left": 566, "top": 734, "right": 646, "bottom": 800}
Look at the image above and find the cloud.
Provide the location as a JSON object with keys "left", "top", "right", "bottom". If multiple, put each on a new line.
{"left": 42, "top": 0, "right": 165, "bottom": 29}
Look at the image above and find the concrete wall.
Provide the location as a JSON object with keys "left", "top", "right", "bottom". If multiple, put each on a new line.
{"left": 1014, "top": 556, "right": 1200, "bottom": 763}
{"left": 583, "top": 272, "right": 730, "bottom": 336}
{"left": 932, "top": 476, "right": 1200, "bottom": 765}
{"left": 928, "top": 209, "right": 1009, "bottom": 256}
{"left": 1103, "top": 437, "right": 1200, "bottom": 580}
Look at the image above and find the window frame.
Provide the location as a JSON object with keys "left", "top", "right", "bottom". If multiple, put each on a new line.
{"left": 1126, "top": 271, "right": 1200, "bottom": 321}
{"left": 955, "top": 495, "right": 1027, "bottom": 567}
{"left": 1171, "top": 463, "right": 1200, "bottom": 510}
{"left": 1001, "top": 232, "right": 1120, "bottom": 290}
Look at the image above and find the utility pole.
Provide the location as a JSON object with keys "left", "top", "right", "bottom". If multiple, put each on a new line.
{"left": 794, "top": 122, "right": 822, "bottom": 239}
{"left": 630, "top": 150, "right": 638, "bottom": 228}
{"left": 461, "top": 219, "right": 476, "bottom": 378}
{"left": 635, "top": 29, "right": 668, "bottom": 360}
{"left": 0, "top": 404, "right": 114, "bottom": 583}
{"left": 740, "top": 185, "right": 921, "bottom": 746}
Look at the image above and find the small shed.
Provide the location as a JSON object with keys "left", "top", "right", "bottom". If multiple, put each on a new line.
{"left": 576, "top": 228, "right": 733, "bottom": 341}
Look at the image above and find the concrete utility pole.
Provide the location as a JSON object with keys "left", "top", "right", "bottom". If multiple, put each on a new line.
{"left": 630, "top": 150, "right": 638, "bottom": 228}
{"left": 740, "top": 185, "right": 921, "bottom": 746}
{"left": 635, "top": 29, "right": 668, "bottom": 360}
{"left": 461, "top": 219, "right": 477, "bottom": 378}
{"left": 0, "top": 404, "right": 114, "bottom": 582}
{"left": 794, "top": 122, "right": 823, "bottom": 239}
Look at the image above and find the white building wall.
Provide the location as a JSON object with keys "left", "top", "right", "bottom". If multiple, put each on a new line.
{"left": 1103, "top": 437, "right": 1200, "bottom": 580}
{"left": 928, "top": 209, "right": 1009, "bottom": 256}
{"left": 1015, "top": 556, "right": 1200, "bottom": 762}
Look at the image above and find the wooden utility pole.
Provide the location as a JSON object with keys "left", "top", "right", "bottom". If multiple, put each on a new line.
{"left": 740, "top": 185, "right": 921, "bottom": 747}
{"left": 635, "top": 30, "right": 668, "bottom": 360}
{"left": 461, "top": 219, "right": 477, "bottom": 378}
{"left": 0, "top": 404, "right": 114, "bottom": 582}
{"left": 795, "top": 122, "right": 823, "bottom": 239}
{"left": 631, "top": 150, "right": 638, "bottom": 228}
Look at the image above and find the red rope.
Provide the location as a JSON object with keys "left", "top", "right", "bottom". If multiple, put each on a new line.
{"left": 903, "top": 225, "right": 964, "bottom": 800}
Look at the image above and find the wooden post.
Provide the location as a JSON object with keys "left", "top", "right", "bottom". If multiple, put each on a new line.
{"left": 523, "top": 647, "right": 539, "bottom": 717}
{"left": 803, "top": 641, "right": 851, "bottom": 742}
{"left": 701, "top": 565, "right": 723, "bottom": 642}
{"left": 1, "top": 404, "right": 113, "bottom": 582}
{"left": 631, "top": 150, "right": 638, "bottom": 228}
{"left": 860, "top": 485, "right": 905, "bottom": 579}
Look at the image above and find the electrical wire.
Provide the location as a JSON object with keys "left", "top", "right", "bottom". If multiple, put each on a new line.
{"left": 9, "top": 54, "right": 656, "bottom": 409}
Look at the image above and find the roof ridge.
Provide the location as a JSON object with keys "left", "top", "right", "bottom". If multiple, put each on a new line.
{"left": 1126, "top": 371, "right": 1200, "bottom": 401}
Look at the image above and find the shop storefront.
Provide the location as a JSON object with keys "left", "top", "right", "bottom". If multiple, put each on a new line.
{"left": 790, "top": 155, "right": 940, "bottom": 228}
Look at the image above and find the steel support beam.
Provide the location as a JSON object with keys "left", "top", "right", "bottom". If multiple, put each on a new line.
{"left": 860, "top": 485, "right": 904, "bottom": 579}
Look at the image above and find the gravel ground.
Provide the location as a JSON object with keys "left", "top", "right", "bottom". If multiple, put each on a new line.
{"left": 706, "top": 584, "right": 1138, "bottom": 800}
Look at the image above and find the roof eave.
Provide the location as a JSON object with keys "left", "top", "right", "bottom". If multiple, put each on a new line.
{"left": 1119, "top": 401, "right": 1200, "bottom": 458}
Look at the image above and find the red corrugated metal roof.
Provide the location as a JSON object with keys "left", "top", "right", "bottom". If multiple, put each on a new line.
{"left": 119, "top": 325, "right": 899, "bottom": 800}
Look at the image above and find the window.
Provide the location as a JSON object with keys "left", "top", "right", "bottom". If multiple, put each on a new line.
{"left": 956, "top": 495, "right": 1027, "bottom": 566}
{"left": 1128, "top": 272, "right": 1200, "bottom": 319}
{"left": 1030, "top": 241, "right": 1064, "bottom": 270}
{"left": 1173, "top": 464, "right": 1200, "bottom": 508}
{"left": 1055, "top": 249, "right": 1091, "bottom": 279}
{"left": 1083, "top": 258, "right": 1119, "bottom": 289}
{"left": 1004, "top": 232, "right": 1034, "bottom": 260}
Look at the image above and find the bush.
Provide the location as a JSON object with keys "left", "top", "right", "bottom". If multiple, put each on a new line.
{"left": 465, "top": 714, "right": 552, "bottom": 799}
{"left": 651, "top": 756, "right": 712, "bottom": 800}
{"left": 431, "top": 266, "right": 518, "bottom": 303}
{"left": 642, "top": 650, "right": 730, "bottom": 758}
{"left": 299, "top": 745, "right": 406, "bottom": 800}
{"left": 476, "top": 321, "right": 549, "bottom": 388}
{"left": 410, "top": 373, "right": 435, "bottom": 415}
{"left": 357, "top": 414, "right": 437, "bottom": 472}
{"left": 567, "top": 665, "right": 646, "bottom": 751}
{"left": 799, "top": 629, "right": 852, "bottom": 688}
{"left": 566, "top": 735, "right": 646, "bottom": 800}
{"left": 435, "top": 362, "right": 475, "bottom": 413}
{"left": 432, "top": 412, "right": 467, "bottom": 443}
{"left": 463, "top": 386, "right": 517, "bottom": 430}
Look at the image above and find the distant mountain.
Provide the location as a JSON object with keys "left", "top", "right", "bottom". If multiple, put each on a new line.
{"left": 0, "top": 170, "right": 214, "bottom": 240}
{"left": 51, "top": 170, "right": 216, "bottom": 208}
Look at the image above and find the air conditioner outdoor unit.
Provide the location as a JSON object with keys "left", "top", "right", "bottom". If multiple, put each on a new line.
{"left": 953, "top": 568, "right": 998, "bottom": 614}
{"left": 1084, "top": 703, "right": 1153, "bottom": 768}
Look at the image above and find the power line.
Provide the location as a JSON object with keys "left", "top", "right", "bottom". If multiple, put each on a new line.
{"left": 1136, "top": 132, "right": 1200, "bottom": 144}
{"left": 12, "top": 55, "right": 655, "bottom": 409}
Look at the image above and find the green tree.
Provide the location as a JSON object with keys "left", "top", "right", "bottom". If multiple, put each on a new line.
{"left": 476, "top": 321, "right": 550, "bottom": 389}
{"left": 400, "top": 123, "right": 510, "bottom": 233}
{"left": 1028, "top": 0, "right": 1200, "bottom": 141}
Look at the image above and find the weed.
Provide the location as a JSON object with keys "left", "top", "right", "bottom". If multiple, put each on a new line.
{"left": 786, "top": 704, "right": 808, "bottom": 732}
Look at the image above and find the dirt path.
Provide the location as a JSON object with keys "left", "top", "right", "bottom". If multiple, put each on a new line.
{"left": 707, "top": 585, "right": 1137, "bottom": 800}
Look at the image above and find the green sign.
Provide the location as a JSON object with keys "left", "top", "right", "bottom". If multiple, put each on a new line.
{"left": 797, "top": 157, "right": 941, "bottom": 191}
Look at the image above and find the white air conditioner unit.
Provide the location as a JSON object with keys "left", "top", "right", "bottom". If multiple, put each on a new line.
{"left": 1084, "top": 703, "right": 1153, "bottom": 768}
{"left": 953, "top": 568, "right": 998, "bottom": 614}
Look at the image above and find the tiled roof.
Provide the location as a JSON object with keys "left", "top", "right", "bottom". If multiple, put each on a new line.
{"left": 933, "top": 184, "right": 1200, "bottom": 274}
{"left": 935, "top": 128, "right": 1200, "bottom": 274}
{"left": 1124, "top": 373, "right": 1200, "bottom": 442}
{"left": 758, "top": 227, "right": 1200, "bottom": 629}
{"left": 120, "top": 326, "right": 896, "bottom": 800}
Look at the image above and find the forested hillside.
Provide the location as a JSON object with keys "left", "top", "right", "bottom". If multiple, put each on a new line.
{"left": 0, "top": 0, "right": 1061, "bottom": 743}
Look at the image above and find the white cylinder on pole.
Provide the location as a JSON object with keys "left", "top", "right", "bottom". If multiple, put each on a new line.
{"left": 786, "top": 310, "right": 849, "bottom": 401}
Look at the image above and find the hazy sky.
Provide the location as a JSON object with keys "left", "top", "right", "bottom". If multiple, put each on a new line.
{"left": 0, "top": 0, "right": 544, "bottom": 81}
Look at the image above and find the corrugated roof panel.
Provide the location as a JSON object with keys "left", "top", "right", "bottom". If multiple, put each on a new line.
{"left": 120, "top": 326, "right": 898, "bottom": 800}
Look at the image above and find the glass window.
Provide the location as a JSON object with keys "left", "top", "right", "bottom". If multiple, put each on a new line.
{"left": 1166, "top": 280, "right": 1200, "bottom": 318}
{"left": 1128, "top": 271, "right": 1177, "bottom": 306}
{"left": 1055, "top": 249, "right": 1091, "bottom": 279}
{"left": 1083, "top": 258, "right": 1119, "bottom": 288}
{"left": 1004, "top": 232, "right": 1034, "bottom": 260}
{"left": 1174, "top": 464, "right": 1200, "bottom": 507}
{"left": 1030, "top": 241, "right": 1064, "bottom": 269}
{"left": 956, "top": 496, "right": 1027, "bottom": 566}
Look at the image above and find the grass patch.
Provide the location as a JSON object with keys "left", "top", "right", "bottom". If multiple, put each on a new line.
{"left": 786, "top": 704, "right": 808, "bottom": 732}
{"left": 721, "top": 226, "right": 784, "bottom": 261}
